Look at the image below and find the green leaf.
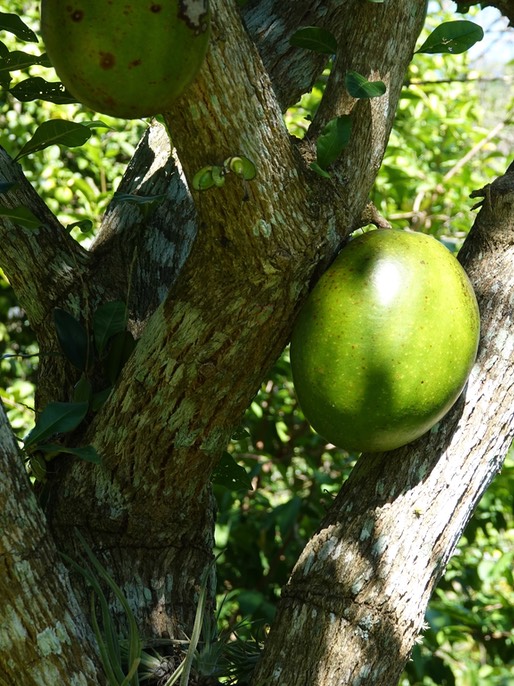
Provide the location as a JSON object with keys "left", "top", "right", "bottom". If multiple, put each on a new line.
{"left": 0, "top": 12, "right": 38, "bottom": 41}
{"left": 73, "top": 376, "right": 93, "bottom": 404}
{"left": 415, "top": 20, "right": 484, "bottom": 55}
{"left": 345, "top": 71, "right": 386, "bottom": 99}
{"left": 0, "top": 204, "right": 44, "bottom": 229}
{"left": 213, "top": 452, "right": 252, "bottom": 492}
{"left": 79, "top": 120, "right": 113, "bottom": 132}
{"left": 73, "top": 531, "right": 142, "bottom": 683}
{"left": 93, "top": 301, "right": 128, "bottom": 355}
{"left": 0, "top": 50, "right": 50, "bottom": 77}
{"left": 0, "top": 69, "right": 10, "bottom": 90}
{"left": 225, "top": 156, "right": 257, "bottom": 180}
{"left": 9, "top": 77, "right": 77, "bottom": 104}
{"left": 24, "top": 402, "right": 89, "bottom": 448}
{"left": 54, "top": 308, "right": 89, "bottom": 371}
{"left": 193, "top": 166, "right": 216, "bottom": 191}
{"left": 316, "top": 115, "right": 352, "bottom": 170}
{"left": 290, "top": 27, "right": 338, "bottom": 55}
{"left": 67, "top": 219, "right": 94, "bottom": 234}
{"left": 38, "top": 443, "right": 102, "bottom": 464}
{"left": 29, "top": 453, "right": 47, "bottom": 481}
{"left": 15, "top": 120, "right": 94, "bottom": 161}
{"left": 91, "top": 387, "right": 112, "bottom": 412}
{"left": 211, "top": 165, "right": 226, "bottom": 188}
{"left": 104, "top": 330, "right": 137, "bottom": 384}
{"left": 310, "top": 162, "right": 332, "bottom": 179}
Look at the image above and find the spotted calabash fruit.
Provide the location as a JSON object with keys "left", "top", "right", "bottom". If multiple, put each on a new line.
{"left": 290, "top": 229, "right": 480, "bottom": 453}
{"left": 40, "top": 1, "right": 210, "bottom": 118}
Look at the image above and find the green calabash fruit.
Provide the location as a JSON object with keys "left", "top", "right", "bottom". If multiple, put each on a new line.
{"left": 290, "top": 229, "right": 480, "bottom": 453}
{"left": 41, "top": 1, "right": 210, "bottom": 118}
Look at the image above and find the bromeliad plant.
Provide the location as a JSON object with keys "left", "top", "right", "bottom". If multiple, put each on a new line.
{"left": 65, "top": 532, "right": 262, "bottom": 686}
{"left": 23, "top": 299, "right": 137, "bottom": 481}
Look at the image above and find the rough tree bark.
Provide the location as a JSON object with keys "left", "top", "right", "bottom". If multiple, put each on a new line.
{"left": 0, "top": 1, "right": 512, "bottom": 684}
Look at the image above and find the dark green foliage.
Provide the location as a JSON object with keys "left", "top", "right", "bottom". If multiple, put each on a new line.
{"left": 289, "top": 27, "right": 338, "bottom": 55}
{"left": 215, "top": 351, "right": 357, "bottom": 630}
{"left": 312, "top": 115, "right": 352, "bottom": 174}
{"left": 24, "top": 400, "right": 88, "bottom": 448}
{"left": 345, "top": 71, "right": 387, "bottom": 99}
{"left": 54, "top": 308, "right": 89, "bottom": 371}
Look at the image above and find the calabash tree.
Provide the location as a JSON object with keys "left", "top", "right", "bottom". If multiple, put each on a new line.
{"left": 1, "top": 1, "right": 513, "bottom": 685}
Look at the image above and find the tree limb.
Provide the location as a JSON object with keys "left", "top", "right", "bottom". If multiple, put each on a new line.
{"left": 0, "top": 400, "right": 103, "bottom": 684}
{"left": 0, "top": 149, "right": 88, "bottom": 329}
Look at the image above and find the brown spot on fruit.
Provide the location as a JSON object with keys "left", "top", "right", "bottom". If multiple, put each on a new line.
{"left": 99, "top": 52, "right": 115, "bottom": 69}
{"left": 150, "top": 4, "right": 162, "bottom": 11}
{"left": 70, "top": 9, "right": 83, "bottom": 21}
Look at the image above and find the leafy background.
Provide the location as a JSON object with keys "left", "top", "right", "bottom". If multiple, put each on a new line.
{"left": 1, "top": 1, "right": 513, "bottom": 684}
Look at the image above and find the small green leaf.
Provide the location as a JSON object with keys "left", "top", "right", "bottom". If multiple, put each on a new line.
{"left": 316, "top": 115, "right": 352, "bottom": 170}
{"left": 38, "top": 443, "right": 102, "bottom": 464}
{"left": 225, "top": 156, "right": 257, "bottom": 180}
{"left": 79, "top": 120, "right": 113, "bottom": 131}
{"left": 310, "top": 162, "right": 332, "bottom": 179}
{"left": 0, "top": 50, "right": 50, "bottom": 76}
{"left": 0, "top": 204, "right": 44, "bottom": 229}
{"left": 0, "top": 12, "right": 38, "bottom": 41}
{"left": 9, "top": 77, "right": 77, "bottom": 104}
{"left": 73, "top": 376, "right": 93, "bottom": 404}
{"left": 104, "top": 330, "right": 137, "bottom": 384}
{"left": 24, "top": 402, "right": 89, "bottom": 448}
{"left": 54, "top": 308, "right": 89, "bottom": 371}
{"left": 345, "top": 71, "right": 386, "bottom": 99}
{"left": 67, "top": 219, "right": 94, "bottom": 234}
{"left": 91, "top": 387, "right": 112, "bottom": 412}
{"left": 415, "top": 20, "right": 484, "bottom": 55}
{"left": 290, "top": 26, "right": 338, "bottom": 55}
{"left": 213, "top": 452, "right": 252, "bottom": 492}
{"left": 93, "top": 301, "right": 128, "bottom": 355}
{"left": 193, "top": 166, "right": 216, "bottom": 191}
{"left": 29, "top": 453, "right": 47, "bottom": 481}
{"left": 15, "top": 120, "right": 93, "bottom": 161}
{"left": 211, "top": 165, "right": 226, "bottom": 188}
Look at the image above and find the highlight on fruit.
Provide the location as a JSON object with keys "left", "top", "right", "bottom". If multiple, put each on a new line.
{"left": 290, "top": 229, "right": 480, "bottom": 453}
{"left": 40, "top": 0, "right": 211, "bottom": 119}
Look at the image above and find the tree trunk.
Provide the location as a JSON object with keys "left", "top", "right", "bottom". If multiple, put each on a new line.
{"left": 3, "top": 1, "right": 513, "bottom": 684}
{"left": 0, "top": 401, "right": 104, "bottom": 685}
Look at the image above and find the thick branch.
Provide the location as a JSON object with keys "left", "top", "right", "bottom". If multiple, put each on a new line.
{"left": 0, "top": 149, "right": 88, "bottom": 329}
{"left": 308, "top": 0, "right": 428, "bottom": 218}
{"left": 90, "top": 125, "right": 198, "bottom": 327}
{"left": 0, "top": 401, "right": 103, "bottom": 685}
{"left": 252, "top": 172, "right": 514, "bottom": 686}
